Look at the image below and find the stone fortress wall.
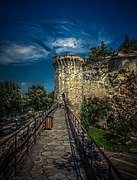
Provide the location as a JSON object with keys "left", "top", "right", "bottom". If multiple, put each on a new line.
{"left": 52, "top": 54, "right": 137, "bottom": 113}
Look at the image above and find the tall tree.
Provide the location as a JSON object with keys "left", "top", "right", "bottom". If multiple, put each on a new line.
{"left": 26, "top": 85, "right": 54, "bottom": 111}
{"left": 118, "top": 35, "right": 137, "bottom": 53}
{"left": 0, "top": 82, "right": 22, "bottom": 118}
{"left": 88, "top": 41, "right": 114, "bottom": 62}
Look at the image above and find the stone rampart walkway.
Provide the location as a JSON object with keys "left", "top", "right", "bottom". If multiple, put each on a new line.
{"left": 15, "top": 108, "right": 86, "bottom": 180}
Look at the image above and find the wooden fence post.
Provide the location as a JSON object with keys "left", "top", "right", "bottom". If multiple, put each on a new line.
{"left": 34, "top": 117, "right": 37, "bottom": 144}
{"left": 14, "top": 133, "right": 17, "bottom": 177}
{"left": 27, "top": 124, "right": 30, "bottom": 155}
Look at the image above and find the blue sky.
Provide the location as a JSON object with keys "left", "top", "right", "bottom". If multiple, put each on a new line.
{"left": 0, "top": 0, "right": 137, "bottom": 92}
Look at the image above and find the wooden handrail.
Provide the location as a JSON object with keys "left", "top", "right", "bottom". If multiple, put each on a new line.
{"left": 0, "top": 103, "right": 57, "bottom": 179}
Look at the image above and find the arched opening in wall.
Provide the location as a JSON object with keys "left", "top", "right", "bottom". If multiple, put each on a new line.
{"left": 62, "top": 92, "right": 65, "bottom": 100}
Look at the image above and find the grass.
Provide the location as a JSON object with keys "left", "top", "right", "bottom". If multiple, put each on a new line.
{"left": 89, "top": 127, "right": 137, "bottom": 152}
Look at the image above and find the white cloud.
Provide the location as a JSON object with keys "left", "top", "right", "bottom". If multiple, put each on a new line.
{"left": 52, "top": 37, "right": 85, "bottom": 54}
{"left": 0, "top": 19, "right": 114, "bottom": 65}
{"left": 53, "top": 38, "right": 82, "bottom": 48}
{"left": 0, "top": 42, "right": 50, "bottom": 64}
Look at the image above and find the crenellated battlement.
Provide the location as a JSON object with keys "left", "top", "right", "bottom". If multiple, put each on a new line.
{"left": 52, "top": 55, "right": 84, "bottom": 69}
{"left": 52, "top": 54, "right": 84, "bottom": 62}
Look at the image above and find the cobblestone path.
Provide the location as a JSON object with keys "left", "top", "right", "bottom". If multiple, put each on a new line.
{"left": 15, "top": 108, "right": 86, "bottom": 180}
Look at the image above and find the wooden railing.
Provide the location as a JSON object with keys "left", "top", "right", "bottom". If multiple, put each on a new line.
{"left": 0, "top": 103, "right": 57, "bottom": 180}
{"left": 63, "top": 99, "right": 123, "bottom": 180}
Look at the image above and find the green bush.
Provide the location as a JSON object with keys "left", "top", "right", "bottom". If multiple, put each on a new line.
{"left": 89, "top": 127, "right": 137, "bottom": 152}
{"left": 81, "top": 97, "right": 110, "bottom": 130}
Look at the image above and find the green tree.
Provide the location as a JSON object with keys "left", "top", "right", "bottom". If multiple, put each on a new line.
{"left": 0, "top": 82, "right": 54, "bottom": 118}
{"left": 21, "top": 93, "right": 31, "bottom": 113}
{"left": 100, "top": 41, "right": 107, "bottom": 57}
{"left": 47, "top": 91, "right": 54, "bottom": 108}
{"left": 88, "top": 41, "right": 115, "bottom": 62}
{"left": 0, "top": 82, "right": 22, "bottom": 118}
{"left": 88, "top": 98, "right": 109, "bottom": 126}
{"left": 27, "top": 85, "right": 46, "bottom": 111}
{"left": 89, "top": 47, "right": 100, "bottom": 61}
{"left": 118, "top": 35, "right": 137, "bottom": 53}
{"left": 26, "top": 85, "right": 54, "bottom": 111}
{"left": 81, "top": 97, "right": 110, "bottom": 130}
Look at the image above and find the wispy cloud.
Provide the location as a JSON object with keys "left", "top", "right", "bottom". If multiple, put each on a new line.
{"left": 0, "top": 42, "right": 50, "bottom": 64}
{"left": 0, "top": 19, "right": 114, "bottom": 65}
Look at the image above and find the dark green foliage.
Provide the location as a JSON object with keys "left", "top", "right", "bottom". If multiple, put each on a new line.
{"left": 87, "top": 97, "right": 137, "bottom": 152}
{"left": 22, "top": 85, "right": 54, "bottom": 112}
{"left": 88, "top": 97, "right": 109, "bottom": 121}
{"left": 89, "top": 127, "right": 137, "bottom": 152}
{"left": 88, "top": 41, "right": 115, "bottom": 62}
{"left": 0, "top": 82, "right": 54, "bottom": 118}
{"left": 107, "top": 115, "right": 137, "bottom": 139}
{"left": 87, "top": 97, "right": 109, "bottom": 125}
{"left": 47, "top": 91, "right": 54, "bottom": 107}
{"left": 118, "top": 34, "right": 137, "bottom": 53}
{"left": 0, "top": 82, "right": 22, "bottom": 118}
{"left": 81, "top": 97, "right": 109, "bottom": 130}
{"left": 108, "top": 119, "right": 130, "bottom": 139}
{"left": 27, "top": 85, "right": 47, "bottom": 111}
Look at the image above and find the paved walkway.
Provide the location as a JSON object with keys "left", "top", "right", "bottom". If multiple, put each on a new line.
{"left": 15, "top": 109, "right": 86, "bottom": 180}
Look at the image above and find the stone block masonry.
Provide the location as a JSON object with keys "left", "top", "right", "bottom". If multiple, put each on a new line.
{"left": 52, "top": 54, "right": 137, "bottom": 114}
{"left": 52, "top": 55, "right": 84, "bottom": 112}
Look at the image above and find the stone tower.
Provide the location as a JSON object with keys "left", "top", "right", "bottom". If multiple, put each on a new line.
{"left": 52, "top": 55, "right": 84, "bottom": 111}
